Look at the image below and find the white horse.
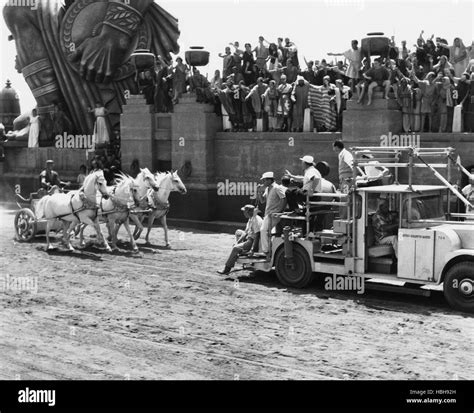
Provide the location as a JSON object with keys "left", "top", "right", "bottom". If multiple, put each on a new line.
{"left": 35, "top": 169, "right": 111, "bottom": 251}
{"left": 133, "top": 171, "right": 187, "bottom": 246}
{"left": 77, "top": 173, "right": 136, "bottom": 251}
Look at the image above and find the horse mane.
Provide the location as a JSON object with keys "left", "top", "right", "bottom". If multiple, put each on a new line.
{"left": 114, "top": 172, "right": 133, "bottom": 185}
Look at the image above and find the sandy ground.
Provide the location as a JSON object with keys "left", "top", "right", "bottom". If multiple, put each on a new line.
{"left": 0, "top": 205, "right": 473, "bottom": 380}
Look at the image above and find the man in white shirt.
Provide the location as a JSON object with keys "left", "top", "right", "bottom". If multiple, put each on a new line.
{"left": 285, "top": 155, "right": 322, "bottom": 213}
{"left": 256, "top": 171, "right": 287, "bottom": 257}
{"left": 333, "top": 140, "right": 354, "bottom": 193}
{"left": 218, "top": 204, "right": 263, "bottom": 275}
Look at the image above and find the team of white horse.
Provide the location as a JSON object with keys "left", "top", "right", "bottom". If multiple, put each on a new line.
{"left": 35, "top": 168, "right": 187, "bottom": 252}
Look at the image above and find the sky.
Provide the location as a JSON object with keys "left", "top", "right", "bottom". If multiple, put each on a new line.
{"left": 1, "top": 0, "right": 473, "bottom": 113}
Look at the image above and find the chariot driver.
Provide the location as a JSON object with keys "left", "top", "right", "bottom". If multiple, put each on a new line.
{"left": 3, "top": 0, "right": 180, "bottom": 135}
{"left": 39, "top": 160, "right": 70, "bottom": 190}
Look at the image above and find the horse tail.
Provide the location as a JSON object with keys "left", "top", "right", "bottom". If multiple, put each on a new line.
{"left": 35, "top": 196, "right": 48, "bottom": 220}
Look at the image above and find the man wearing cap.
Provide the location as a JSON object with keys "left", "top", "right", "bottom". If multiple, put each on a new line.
{"left": 39, "top": 160, "right": 69, "bottom": 190}
{"left": 256, "top": 172, "right": 287, "bottom": 257}
{"left": 285, "top": 155, "right": 322, "bottom": 213}
{"left": 217, "top": 204, "right": 263, "bottom": 275}
{"left": 291, "top": 76, "right": 310, "bottom": 132}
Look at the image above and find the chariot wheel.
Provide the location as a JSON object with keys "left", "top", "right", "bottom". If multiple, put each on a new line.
{"left": 14, "top": 209, "right": 37, "bottom": 242}
{"left": 275, "top": 244, "right": 313, "bottom": 288}
{"left": 443, "top": 262, "right": 474, "bottom": 313}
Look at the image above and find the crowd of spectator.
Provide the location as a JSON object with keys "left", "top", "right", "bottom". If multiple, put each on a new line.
{"left": 148, "top": 32, "right": 474, "bottom": 134}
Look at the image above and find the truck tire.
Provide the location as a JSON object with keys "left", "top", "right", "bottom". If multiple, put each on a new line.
{"left": 443, "top": 262, "right": 474, "bottom": 313}
{"left": 275, "top": 244, "right": 313, "bottom": 288}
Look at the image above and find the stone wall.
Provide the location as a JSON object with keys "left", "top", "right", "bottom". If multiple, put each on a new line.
{"left": 2, "top": 93, "right": 474, "bottom": 224}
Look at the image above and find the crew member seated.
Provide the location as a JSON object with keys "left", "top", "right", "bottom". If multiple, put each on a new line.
{"left": 285, "top": 155, "right": 322, "bottom": 214}
{"left": 39, "top": 160, "right": 70, "bottom": 190}
{"left": 217, "top": 204, "right": 263, "bottom": 275}
{"left": 371, "top": 198, "right": 398, "bottom": 258}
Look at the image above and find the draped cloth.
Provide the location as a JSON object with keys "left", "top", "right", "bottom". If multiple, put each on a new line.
{"left": 308, "top": 84, "right": 337, "bottom": 131}
{"left": 34, "top": 0, "right": 179, "bottom": 134}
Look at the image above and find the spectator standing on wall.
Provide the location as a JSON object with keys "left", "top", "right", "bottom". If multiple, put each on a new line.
{"left": 253, "top": 36, "right": 270, "bottom": 71}
{"left": 436, "top": 76, "right": 455, "bottom": 132}
{"left": 229, "top": 41, "right": 244, "bottom": 70}
{"left": 285, "top": 38, "right": 299, "bottom": 68}
{"left": 172, "top": 57, "right": 189, "bottom": 105}
{"left": 315, "top": 59, "right": 333, "bottom": 86}
{"left": 334, "top": 79, "right": 351, "bottom": 132}
{"left": 219, "top": 47, "right": 234, "bottom": 80}
{"left": 242, "top": 43, "right": 256, "bottom": 86}
{"left": 414, "top": 35, "right": 430, "bottom": 74}
{"left": 246, "top": 77, "right": 268, "bottom": 123}
{"left": 277, "top": 74, "right": 292, "bottom": 132}
{"left": 433, "top": 55, "right": 454, "bottom": 75}
{"left": 229, "top": 66, "right": 244, "bottom": 85}
{"left": 302, "top": 60, "right": 317, "bottom": 85}
{"left": 411, "top": 71, "right": 438, "bottom": 132}
{"left": 329, "top": 40, "right": 362, "bottom": 93}
{"left": 411, "top": 80, "right": 422, "bottom": 132}
{"left": 291, "top": 76, "right": 310, "bottom": 132}
{"left": 449, "top": 38, "right": 469, "bottom": 77}
{"left": 397, "top": 77, "right": 414, "bottom": 133}
{"left": 456, "top": 72, "right": 470, "bottom": 131}
{"left": 387, "top": 59, "right": 404, "bottom": 100}
{"left": 210, "top": 69, "right": 223, "bottom": 91}
{"left": 267, "top": 56, "right": 284, "bottom": 86}
{"left": 463, "top": 73, "right": 474, "bottom": 132}
{"left": 277, "top": 38, "right": 289, "bottom": 66}
{"left": 263, "top": 80, "right": 280, "bottom": 132}
{"left": 284, "top": 59, "right": 299, "bottom": 84}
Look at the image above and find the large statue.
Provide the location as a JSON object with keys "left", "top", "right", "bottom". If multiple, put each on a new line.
{"left": 3, "top": 0, "right": 180, "bottom": 137}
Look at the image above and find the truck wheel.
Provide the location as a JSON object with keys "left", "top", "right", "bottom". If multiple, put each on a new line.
{"left": 14, "top": 209, "right": 37, "bottom": 242}
{"left": 275, "top": 244, "right": 313, "bottom": 288}
{"left": 443, "top": 262, "right": 474, "bottom": 313}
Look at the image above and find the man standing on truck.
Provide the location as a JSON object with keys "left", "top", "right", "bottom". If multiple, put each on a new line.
{"left": 372, "top": 198, "right": 399, "bottom": 258}
{"left": 333, "top": 140, "right": 354, "bottom": 193}
{"left": 256, "top": 172, "right": 287, "bottom": 259}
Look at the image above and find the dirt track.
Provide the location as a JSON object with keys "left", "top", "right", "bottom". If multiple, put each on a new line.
{"left": 1, "top": 206, "right": 473, "bottom": 380}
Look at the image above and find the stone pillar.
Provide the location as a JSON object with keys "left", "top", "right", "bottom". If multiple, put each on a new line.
{"left": 120, "top": 95, "right": 154, "bottom": 174}
{"left": 170, "top": 93, "right": 220, "bottom": 221}
{"left": 343, "top": 92, "right": 402, "bottom": 144}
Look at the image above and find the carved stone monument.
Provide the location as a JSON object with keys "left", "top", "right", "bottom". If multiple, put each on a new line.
{"left": 3, "top": 0, "right": 180, "bottom": 137}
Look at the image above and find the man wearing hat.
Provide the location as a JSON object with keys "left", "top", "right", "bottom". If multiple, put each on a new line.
{"left": 256, "top": 171, "right": 287, "bottom": 258}
{"left": 217, "top": 204, "right": 263, "bottom": 275}
{"left": 39, "top": 160, "right": 69, "bottom": 191}
{"left": 291, "top": 75, "right": 310, "bottom": 132}
{"left": 285, "top": 155, "right": 322, "bottom": 213}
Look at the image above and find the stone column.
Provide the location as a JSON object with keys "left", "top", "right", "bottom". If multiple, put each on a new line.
{"left": 120, "top": 95, "right": 154, "bottom": 174}
{"left": 343, "top": 92, "right": 402, "bottom": 144}
{"left": 170, "top": 93, "right": 221, "bottom": 220}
